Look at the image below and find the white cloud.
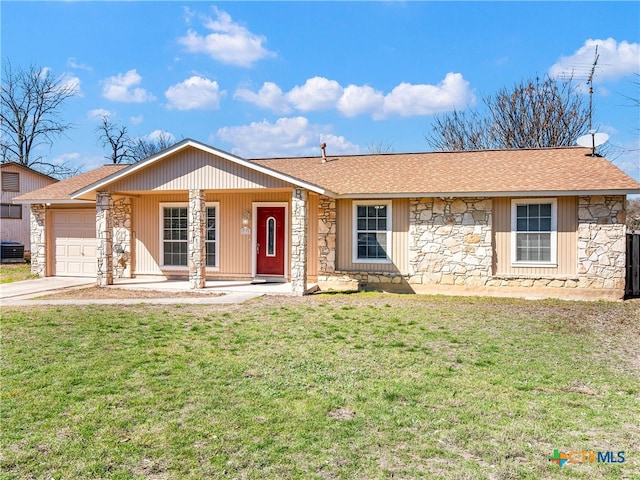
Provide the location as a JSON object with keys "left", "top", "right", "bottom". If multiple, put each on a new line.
{"left": 87, "top": 108, "right": 111, "bottom": 119}
{"left": 234, "top": 82, "right": 291, "bottom": 114}
{"left": 215, "top": 116, "right": 359, "bottom": 158}
{"left": 61, "top": 73, "right": 82, "bottom": 97}
{"left": 337, "top": 84, "right": 385, "bottom": 118}
{"left": 165, "top": 76, "right": 224, "bottom": 110}
{"left": 234, "top": 73, "right": 474, "bottom": 118}
{"left": 143, "top": 129, "right": 176, "bottom": 144}
{"left": 549, "top": 38, "right": 640, "bottom": 82}
{"left": 67, "top": 57, "right": 92, "bottom": 72}
{"left": 286, "top": 77, "right": 343, "bottom": 112}
{"left": 52, "top": 152, "right": 80, "bottom": 166}
{"left": 102, "top": 69, "right": 156, "bottom": 103}
{"left": 130, "top": 115, "right": 144, "bottom": 125}
{"left": 178, "top": 7, "right": 275, "bottom": 67}
{"left": 382, "top": 73, "right": 474, "bottom": 117}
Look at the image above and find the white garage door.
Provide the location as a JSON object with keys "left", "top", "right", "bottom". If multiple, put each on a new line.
{"left": 51, "top": 210, "right": 97, "bottom": 277}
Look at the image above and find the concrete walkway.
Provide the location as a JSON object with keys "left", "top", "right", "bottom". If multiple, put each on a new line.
{"left": 0, "top": 276, "right": 297, "bottom": 307}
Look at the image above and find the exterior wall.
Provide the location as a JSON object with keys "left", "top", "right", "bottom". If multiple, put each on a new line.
{"left": 188, "top": 189, "right": 206, "bottom": 288}
{"left": 30, "top": 204, "right": 47, "bottom": 276}
{"left": 318, "top": 195, "right": 336, "bottom": 276}
{"left": 577, "top": 195, "right": 626, "bottom": 290}
{"left": 334, "top": 198, "right": 409, "bottom": 273}
{"left": 290, "top": 188, "right": 308, "bottom": 295}
{"left": 307, "top": 193, "right": 318, "bottom": 279}
{"left": 1, "top": 164, "right": 57, "bottom": 251}
{"left": 96, "top": 192, "right": 113, "bottom": 286}
{"left": 493, "top": 197, "right": 577, "bottom": 277}
{"left": 317, "top": 195, "right": 627, "bottom": 298}
{"left": 107, "top": 147, "right": 291, "bottom": 192}
{"left": 112, "top": 197, "right": 132, "bottom": 278}
{"left": 408, "top": 197, "right": 492, "bottom": 286}
{"left": 132, "top": 191, "right": 291, "bottom": 277}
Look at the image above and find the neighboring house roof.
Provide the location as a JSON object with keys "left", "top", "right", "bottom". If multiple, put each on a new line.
{"left": 1, "top": 161, "right": 58, "bottom": 182}
{"left": 252, "top": 147, "right": 640, "bottom": 197}
{"left": 12, "top": 165, "right": 127, "bottom": 203}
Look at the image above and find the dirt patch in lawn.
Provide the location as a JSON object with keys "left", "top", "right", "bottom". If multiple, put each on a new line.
{"left": 39, "top": 286, "right": 223, "bottom": 299}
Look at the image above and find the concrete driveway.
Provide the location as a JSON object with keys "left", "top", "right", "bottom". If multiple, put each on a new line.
{"left": 0, "top": 277, "right": 94, "bottom": 301}
{"left": 0, "top": 276, "right": 268, "bottom": 306}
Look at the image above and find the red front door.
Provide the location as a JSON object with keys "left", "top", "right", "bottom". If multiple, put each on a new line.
{"left": 256, "top": 206, "right": 285, "bottom": 276}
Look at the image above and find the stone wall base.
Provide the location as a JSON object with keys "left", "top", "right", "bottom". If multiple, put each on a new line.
{"left": 316, "top": 271, "right": 624, "bottom": 300}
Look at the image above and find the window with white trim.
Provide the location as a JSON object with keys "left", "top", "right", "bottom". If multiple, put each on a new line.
{"left": 205, "top": 205, "right": 218, "bottom": 268}
{"left": 353, "top": 201, "right": 392, "bottom": 263}
{"left": 1, "top": 203, "right": 22, "bottom": 219}
{"left": 511, "top": 199, "right": 557, "bottom": 265}
{"left": 162, "top": 205, "right": 188, "bottom": 266}
{"left": 160, "top": 203, "right": 219, "bottom": 268}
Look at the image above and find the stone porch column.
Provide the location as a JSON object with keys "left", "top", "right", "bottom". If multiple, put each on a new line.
{"left": 291, "top": 188, "right": 308, "bottom": 295}
{"left": 188, "top": 189, "right": 206, "bottom": 289}
{"left": 96, "top": 191, "right": 114, "bottom": 287}
{"left": 30, "top": 204, "right": 47, "bottom": 277}
{"left": 112, "top": 197, "right": 132, "bottom": 278}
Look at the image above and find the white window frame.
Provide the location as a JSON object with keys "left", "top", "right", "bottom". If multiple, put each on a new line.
{"left": 205, "top": 202, "right": 220, "bottom": 270}
{"left": 510, "top": 198, "right": 557, "bottom": 267}
{"left": 352, "top": 200, "right": 392, "bottom": 264}
{"left": 159, "top": 202, "right": 219, "bottom": 270}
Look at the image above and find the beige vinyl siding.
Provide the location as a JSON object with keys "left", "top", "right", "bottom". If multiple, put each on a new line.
{"left": 493, "top": 196, "right": 577, "bottom": 276}
{"left": 307, "top": 193, "right": 318, "bottom": 278}
{"left": 107, "top": 147, "right": 291, "bottom": 192}
{"left": 335, "top": 198, "right": 409, "bottom": 274}
{"left": 133, "top": 191, "right": 291, "bottom": 277}
{"left": 1, "top": 164, "right": 57, "bottom": 249}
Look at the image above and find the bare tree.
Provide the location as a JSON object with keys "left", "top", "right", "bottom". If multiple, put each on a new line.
{"left": 130, "top": 131, "right": 174, "bottom": 160}
{"left": 1, "top": 61, "right": 79, "bottom": 177}
{"left": 427, "top": 76, "right": 589, "bottom": 151}
{"left": 95, "top": 115, "right": 135, "bottom": 164}
{"left": 627, "top": 198, "right": 640, "bottom": 231}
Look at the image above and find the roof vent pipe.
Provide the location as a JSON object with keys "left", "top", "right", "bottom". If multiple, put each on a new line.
{"left": 320, "top": 143, "right": 327, "bottom": 163}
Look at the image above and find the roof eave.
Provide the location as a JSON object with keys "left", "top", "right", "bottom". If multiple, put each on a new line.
{"left": 10, "top": 198, "right": 95, "bottom": 205}
{"left": 336, "top": 189, "right": 640, "bottom": 199}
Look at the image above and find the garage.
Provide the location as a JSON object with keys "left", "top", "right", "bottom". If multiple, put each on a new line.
{"left": 51, "top": 210, "right": 96, "bottom": 277}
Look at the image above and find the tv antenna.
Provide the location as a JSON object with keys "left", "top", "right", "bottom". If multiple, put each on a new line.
{"left": 576, "top": 46, "right": 608, "bottom": 156}
{"left": 586, "top": 45, "right": 599, "bottom": 132}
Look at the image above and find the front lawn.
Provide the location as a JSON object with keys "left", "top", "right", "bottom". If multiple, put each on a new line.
{"left": 1, "top": 294, "right": 638, "bottom": 479}
{"left": 0, "top": 262, "right": 34, "bottom": 284}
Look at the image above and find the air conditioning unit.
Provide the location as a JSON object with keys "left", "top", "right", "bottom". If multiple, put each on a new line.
{"left": 0, "top": 242, "right": 25, "bottom": 263}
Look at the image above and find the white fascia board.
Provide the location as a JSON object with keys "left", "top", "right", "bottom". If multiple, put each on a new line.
{"left": 336, "top": 189, "right": 640, "bottom": 199}
{"left": 10, "top": 199, "right": 95, "bottom": 205}
{"left": 71, "top": 139, "right": 328, "bottom": 198}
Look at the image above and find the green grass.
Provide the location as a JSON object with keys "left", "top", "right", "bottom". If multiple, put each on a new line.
{"left": 2, "top": 294, "right": 639, "bottom": 479}
{"left": 0, "top": 262, "right": 35, "bottom": 284}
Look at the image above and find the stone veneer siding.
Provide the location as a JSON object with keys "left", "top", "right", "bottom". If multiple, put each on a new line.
{"left": 315, "top": 195, "right": 627, "bottom": 295}
{"left": 112, "top": 197, "right": 132, "bottom": 278}
{"left": 188, "top": 189, "right": 206, "bottom": 289}
{"left": 577, "top": 195, "right": 626, "bottom": 290}
{"left": 30, "top": 204, "right": 47, "bottom": 277}
{"left": 408, "top": 197, "right": 492, "bottom": 286}
{"left": 290, "top": 188, "right": 308, "bottom": 295}
{"left": 96, "top": 191, "right": 114, "bottom": 287}
{"left": 317, "top": 195, "right": 336, "bottom": 277}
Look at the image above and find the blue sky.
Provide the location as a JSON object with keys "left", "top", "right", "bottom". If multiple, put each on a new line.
{"left": 2, "top": 1, "right": 639, "bottom": 180}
